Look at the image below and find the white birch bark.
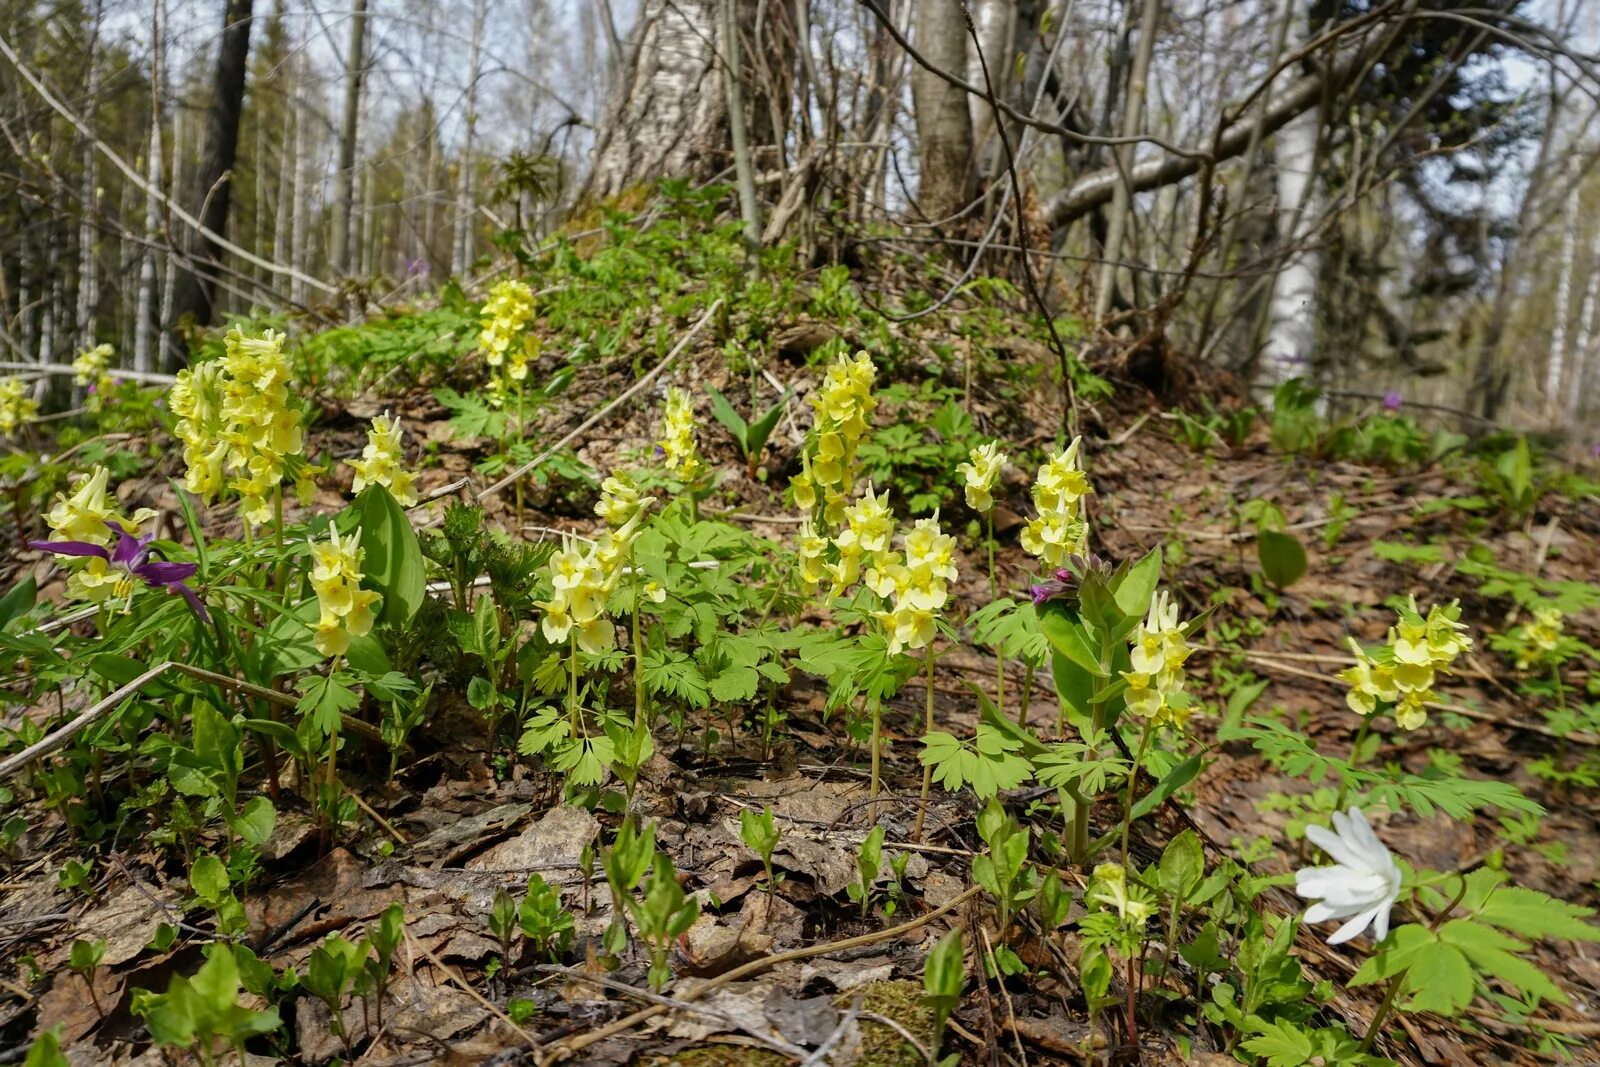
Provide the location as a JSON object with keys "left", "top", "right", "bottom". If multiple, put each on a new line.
{"left": 966, "top": 0, "right": 1017, "bottom": 180}
{"left": 76, "top": 0, "right": 104, "bottom": 354}
{"left": 1258, "top": 7, "right": 1322, "bottom": 388}
{"left": 1546, "top": 162, "right": 1580, "bottom": 415}
{"left": 453, "top": 0, "right": 487, "bottom": 276}
{"left": 1566, "top": 215, "right": 1600, "bottom": 426}
{"left": 133, "top": 0, "right": 164, "bottom": 373}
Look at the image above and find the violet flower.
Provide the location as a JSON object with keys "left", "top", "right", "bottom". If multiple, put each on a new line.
{"left": 1382, "top": 391, "right": 1403, "bottom": 412}
{"left": 1031, "top": 568, "right": 1076, "bottom": 606}
{"left": 30, "top": 528, "right": 209, "bottom": 621}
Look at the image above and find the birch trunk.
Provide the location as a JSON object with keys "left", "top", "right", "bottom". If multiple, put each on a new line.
{"left": 331, "top": 0, "right": 368, "bottom": 275}
{"left": 133, "top": 0, "right": 165, "bottom": 373}
{"left": 966, "top": 0, "right": 1016, "bottom": 181}
{"left": 453, "top": 0, "right": 487, "bottom": 276}
{"left": 1095, "top": 0, "right": 1160, "bottom": 320}
{"left": 290, "top": 73, "right": 309, "bottom": 306}
{"left": 911, "top": 0, "right": 974, "bottom": 222}
{"left": 76, "top": 0, "right": 104, "bottom": 353}
{"left": 1545, "top": 163, "right": 1579, "bottom": 416}
{"left": 1566, "top": 217, "right": 1600, "bottom": 427}
{"left": 1258, "top": 6, "right": 1322, "bottom": 388}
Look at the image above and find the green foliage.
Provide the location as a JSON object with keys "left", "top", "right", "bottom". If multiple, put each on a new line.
{"left": 971, "top": 799, "right": 1038, "bottom": 932}
{"left": 131, "top": 944, "right": 283, "bottom": 1061}
{"left": 706, "top": 385, "right": 788, "bottom": 477}
{"left": 739, "top": 806, "right": 781, "bottom": 892}
{"left": 1352, "top": 869, "right": 1600, "bottom": 1016}
{"left": 519, "top": 874, "right": 576, "bottom": 961}
{"left": 922, "top": 930, "right": 964, "bottom": 1050}
{"left": 629, "top": 854, "right": 700, "bottom": 991}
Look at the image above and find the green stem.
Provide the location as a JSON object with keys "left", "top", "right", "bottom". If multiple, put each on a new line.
{"left": 1333, "top": 714, "right": 1375, "bottom": 811}
{"left": 911, "top": 644, "right": 937, "bottom": 842}
{"left": 1121, "top": 717, "right": 1156, "bottom": 866}
{"left": 1359, "top": 970, "right": 1405, "bottom": 1054}
{"left": 869, "top": 695, "right": 882, "bottom": 801}
{"left": 567, "top": 633, "right": 580, "bottom": 734}
{"left": 631, "top": 553, "right": 645, "bottom": 729}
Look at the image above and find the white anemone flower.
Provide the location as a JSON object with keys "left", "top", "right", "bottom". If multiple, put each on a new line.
{"left": 1294, "top": 808, "right": 1402, "bottom": 945}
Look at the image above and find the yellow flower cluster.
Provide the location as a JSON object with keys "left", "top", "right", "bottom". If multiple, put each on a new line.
{"left": 826, "top": 483, "right": 895, "bottom": 598}
{"left": 478, "top": 280, "right": 538, "bottom": 395}
{"left": 1089, "top": 863, "right": 1154, "bottom": 924}
{"left": 1512, "top": 605, "right": 1564, "bottom": 670}
{"left": 540, "top": 538, "right": 618, "bottom": 654}
{"left": 1339, "top": 599, "right": 1472, "bottom": 730}
{"left": 795, "top": 519, "right": 829, "bottom": 594}
{"left": 958, "top": 441, "right": 1006, "bottom": 512}
{"left": 169, "top": 360, "right": 229, "bottom": 498}
{"left": 793, "top": 351, "right": 877, "bottom": 526}
{"left": 347, "top": 413, "right": 418, "bottom": 506}
{"left": 595, "top": 472, "right": 651, "bottom": 529}
{"left": 0, "top": 377, "right": 37, "bottom": 436}
{"left": 73, "top": 343, "right": 115, "bottom": 401}
{"left": 45, "top": 466, "right": 160, "bottom": 602}
{"left": 658, "top": 387, "right": 702, "bottom": 479}
{"left": 870, "top": 515, "right": 959, "bottom": 656}
{"left": 1021, "top": 437, "right": 1092, "bottom": 567}
{"left": 309, "top": 526, "right": 380, "bottom": 657}
{"left": 1122, "top": 589, "right": 1195, "bottom": 729}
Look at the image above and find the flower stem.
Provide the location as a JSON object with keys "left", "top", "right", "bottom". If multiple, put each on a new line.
{"left": 1333, "top": 714, "right": 1374, "bottom": 811}
{"left": 567, "top": 633, "right": 580, "bottom": 734}
{"left": 1121, "top": 717, "right": 1156, "bottom": 866}
{"left": 911, "top": 643, "right": 937, "bottom": 842}
{"left": 869, "top": 695, "right": 882, "bottom": 802}
{"left": 1359, "top": 971, "right": 1405, "bottom": 1054}
{"left": 631, "top": 551, "right": 645, "bottom": 729}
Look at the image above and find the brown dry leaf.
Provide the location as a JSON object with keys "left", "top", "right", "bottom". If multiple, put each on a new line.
{"left": 406, "top": 801, "right": 536, "bottom": 865}
{"left": 295, "top": 972, "right": 488, "bottom": 1062}
{"left": 797, "top": 957, "right": 895, "bottom": 991}
{"left": 246, "top": 847, "right": 390, "bottom": 948}
{"left": 467, "top": 804, "right": 598, "bottom": 873}
{"left": 65, "top": 882, "right": 179, "bottom": 967}
{"left": 34, "top": 966, "right": 120, "bottom": 1046}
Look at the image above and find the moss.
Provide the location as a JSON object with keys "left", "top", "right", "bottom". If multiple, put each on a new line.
{"left": 836, "top": 979, "right": 938, "bottom": 1067}
{"left": 646, "top": 1047, "right": 790, "bottom": 1067}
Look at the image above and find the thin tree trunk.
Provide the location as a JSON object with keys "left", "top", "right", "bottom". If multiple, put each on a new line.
{"left": 1257, "top": 4, "right": 1323, "bottom": 387}
{"left": 722, "top": 0, "right": 762, "bottom": 261}
{"left": 1546, "top": 161, "right": 1580, "bottom": 416}
{"left": 1095, "top": 0, "right": 1160, "bottom": 320}
{"left": 1566, "top": 214, "right": 1600, "bottom": 427}
{"left": 77, "top": 0, "right": 105, "bottom": 354}
{"left": 453, "top": 0, "right": 487, "bottom": 276}
{"left": 966, "top": 0, "right": 1016, "bottom": 180}
{"left": 290, "top": 67, "right": 309, "bottom": 306}
{"left": 133, "top": 0, "right": 165, "bottom": 373}
{"left": 911, "top": 0, "right": 974, "bottom": 222}
{"left": 166, "top": 0, "right": 255, "bottom": 366}
{"left": 331, "top": 0, "right": 368, "bottom": 276}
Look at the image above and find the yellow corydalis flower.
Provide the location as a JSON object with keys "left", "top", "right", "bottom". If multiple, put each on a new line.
{"left": 1121, "top": 588, "right": 1195, "bottom": 730}
{"left": 872, "top": 514, "right": 958, "bottom": 656}
{"left": 169, "top": 360, "right": 229, "bottom": 498}
{"left": 828, "top": 483, "right": 895, "bottom": 598}
{"left": 309, "top": 526, "right": 380, "bottom": 657}
{"left": 347, "top": 413, "right": 418, "bottom": 506}
{"left": 478, "top": 279, "right": 536, "bottom": 370}
{"left": 1340, "top": 599, "right": 1471, "bottom": 730}
{"left": 1513, "top": 605, "right": 1564, "bottom": 670}
{"left": 0, "top": 377, "right": 38, "bottom": 436}
{"left": 794, "top": 350, "right": 877, "bottom": 526}
{"left": 45, "top": 466, "right": 156, "bottom": 547}
{"left": 1089, "top": 863, "right": 1154, "bottom": 925}
{"left": 958, "top": 441, "right": 1006, "bottom": 512}
{"left": 658, "top": 387, "right": 702, "bottom": 479}
{"left": 539, "top": 536, "right": 617, "bottom": 654}
{"left": 218, "top": 327, "right": 304, "bottom": 525}
{"left": 73, "top": 343, "right": 115, "bottom": 404}
{"left": 1021, "top": 437, "right": 1092, "bottom": 567}
{"left": 595, "top": 471, "right": 651, "bottom": 530}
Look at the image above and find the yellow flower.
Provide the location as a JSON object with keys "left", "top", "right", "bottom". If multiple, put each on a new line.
{"left": 205, "top": 328, "right": 304, "bottom": 523}
{"left": 1090, "top": 863, "right": 1155, "bottom": 925}
{"left": 347, "top": 413, "right": 418, "bottom": 506}
{"left": 45, "top": 466, "right": 157, "bottom": 546}
{"left": 837, "top": 484, "right": 894, "bottom": 556}
{"left": 795, "top": 520, "right": 828, "bottom": 593}
{"left": 1340, "top": 600, "right": 1472, "bottom": 730}
{"left": 869, "top": 512, "right": 958, "bottom": 656}
{"left": 1515, "top": 605, "right": 1564, "bottom": 669}
{"left": 73, "top": 343, "right": 115, "bottom": 400}
{"left": 659, "top": 387, "right": 702, "bottom": 479}
{"left": 478, "top": 280, "right": 537, "bottom": 368}
{"left": 0, "top": 377, "right": 38, "bottom": 436}
{"left": 958, "top": 441, "right": 1006, "bottom": 512}
{"left": 596, "top": 472, "right": 651, "bottom": 529}
{"left": 308, "top": 526, "right": 376, "bottom": 658}
{"left": 1120, "top": 588, "right": 1194, "bottom": 730}
{"left": 643, "top": 581, "right": 667, "bottom": 604}
{"left": 539, "top": 535, "right": 617, "bottom": 653}
{"left": 796, "top": 351, "right": 878, "bottom": 529}
{"left": 1022, "top": 438, "right": 1092, "bottom": 567}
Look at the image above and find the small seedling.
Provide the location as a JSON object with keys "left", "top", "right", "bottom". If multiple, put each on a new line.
{"left": 739, "top": 806, "right": 781, "bottom": 893}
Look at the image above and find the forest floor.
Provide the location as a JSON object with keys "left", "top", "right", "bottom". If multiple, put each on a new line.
{"left": 4, "top": 295, "right": 1600, "bottom": 1066}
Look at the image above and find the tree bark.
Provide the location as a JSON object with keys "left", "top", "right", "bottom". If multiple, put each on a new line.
{"left": 453, "top": 0, "right": 486, "bottom": 276}
{"left": 76, "top": 0, "right": 104, "bottom": 354}
{"left": 586, "top": 0, "right": 724, "bottom": 203}
{"left": 1094, "top": 0, "right": 1160, "bottom": 321}
{"left": 133, "top": 0, "right": 164, "bottom": 373}
{"left": 721, "top": 0, "right": 762, "bottom": 261}
{"left": 331, "top": 0, "right": 368, "bottom": 276}
{"left": 912, "top": 0, "right": 974, "bottom": 222}
{"left": 165, "top": 0, "right": 254, "bottom": 366}
{"left": 1545, "top": 160, "right": 1579, "bottom": 416}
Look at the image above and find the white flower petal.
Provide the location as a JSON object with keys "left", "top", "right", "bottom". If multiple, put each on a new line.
{"left": 1327, "top": 904, "right": 1383, "bottom": 945}
{"left": 1304, "top": 823, "right": 1366, "bottom": 870}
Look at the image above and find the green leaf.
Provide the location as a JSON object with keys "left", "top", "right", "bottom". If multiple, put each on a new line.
{"left": 296, "top": 674, "right": 360, "bottom": 738}
{"left": 354, "top": 485, "right": 425, "bottom": 627}
{"left": 230, "top": 795, "right": 277, "bottom": 848}
{"left": 705, "top": 386, "right": 749, "bottom": 450}
{"left": 1158, "top": 829, "right": 1204, "bottom": 900}
{"left": 1257, "top": 530, "right": 1308, "bottom": 589}
{"left": 190, "top": 854, "right": 229, "bottom": 904}
{"left": 1131, "top": 752, "right": 1204, "bottom": 821}
{"left": 1112, "top": 548, "right": 1162, "bottom": 619}
{"left": 0, "top": 576, "right": 36, "bottom": 629}
{"left": 745, "top": 394, "right": 788, "bottom": 457}
{"left": 1477, "top": 886, "right": 1600, "bottom": 942}
{"left": 1438, "top": 919, "right": 1567, "bottom": 1006}
{"left": 1038, "top": 608, "right": 1102, "bottom": 675}
{"left": 1240, "top": 1017, "right": 1313, "bottom": 1067}
{"left": 1399, "top": 940, "right": 1475, "bottom": 1015}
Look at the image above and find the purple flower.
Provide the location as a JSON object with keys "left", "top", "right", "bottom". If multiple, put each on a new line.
{"left": 1031, "top": 568, "right": 1076, "bottom": 606}
{"left": 1382, "top": 391, "right": 1403, "bottom": 412}
{"left": 29, "top": 528, "right": 209, "bottom": 621}
{"left": 1590, "top": 442, "right": 1600, "bottom": 459}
